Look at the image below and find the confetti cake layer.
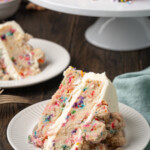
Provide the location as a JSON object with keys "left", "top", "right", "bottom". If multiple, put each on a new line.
{"left": 29, "top": 67, "right": 126, "bottom": 150}
{"left": 0, "top": 21, "right": 45, "bottom": 80}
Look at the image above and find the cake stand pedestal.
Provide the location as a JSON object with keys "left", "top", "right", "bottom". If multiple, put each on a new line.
{"left": 85, "top": 17, "right": 150, "bottom": 51}
{"left": 29, "top": 0, "right": 150, "bottom": 51}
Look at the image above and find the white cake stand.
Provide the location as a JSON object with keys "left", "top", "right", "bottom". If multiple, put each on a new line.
{"left": 29, "top": 0, "right": 150, "bottom": 51}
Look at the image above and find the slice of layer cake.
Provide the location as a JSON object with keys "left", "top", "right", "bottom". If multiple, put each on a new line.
{"left": 29, "top": 67, "right": 126, "bottom": 150}
{"left": 0, "top": 21, "right": 45, "bottom": 80}
{"left": 29, "top": 67, "right": 85, "bottom": 147}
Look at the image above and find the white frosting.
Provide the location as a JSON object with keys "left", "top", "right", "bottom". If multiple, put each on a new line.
{"left": 44, "top": 72, "right": 119, "bottom": 150}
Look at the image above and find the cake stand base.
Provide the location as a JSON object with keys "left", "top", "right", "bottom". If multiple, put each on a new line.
{"left": 85, "top": 17, "right": 150, "bottom": 51}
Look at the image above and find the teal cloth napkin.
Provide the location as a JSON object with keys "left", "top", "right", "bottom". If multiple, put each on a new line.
{"left": 113, "top": 67, "right": 150, "bottom": 150}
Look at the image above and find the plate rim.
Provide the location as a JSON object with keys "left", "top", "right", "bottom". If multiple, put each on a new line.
{"left": 7, "top": 100, "right": 150, "bottom": 150}
{"left": 0, "top": 38, "right": 70, "bottom": 88}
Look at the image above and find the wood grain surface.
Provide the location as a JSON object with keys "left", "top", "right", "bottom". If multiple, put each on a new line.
{"left": 0, "top": 2, "right": 150, "bottom": 150}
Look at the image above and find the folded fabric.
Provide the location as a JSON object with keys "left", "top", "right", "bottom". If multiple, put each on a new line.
{"left": 113, "top": 67, "right": 150, "bottom": 150}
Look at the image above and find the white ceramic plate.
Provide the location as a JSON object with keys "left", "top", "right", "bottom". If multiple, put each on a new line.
{"left": 7, "top": 100, "right": 150, "bottom": 150}
{"left": 0, "top": 38, "right": 70, "bottom": 88}
{"left": 29, "top": 0, "right": 150, "bottom": 17}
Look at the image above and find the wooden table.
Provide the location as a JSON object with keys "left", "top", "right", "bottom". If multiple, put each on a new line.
{"left": 0, "top": 2, "right": 150, "bottom": 150}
